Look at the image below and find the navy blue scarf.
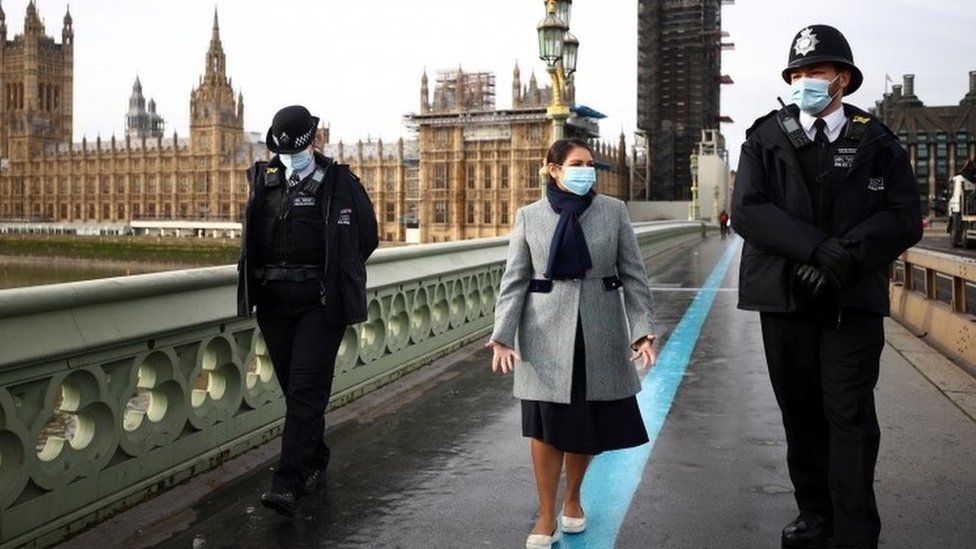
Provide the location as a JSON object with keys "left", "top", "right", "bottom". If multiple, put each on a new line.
{"left": 545, "top": 182, "right": 594, "bottom": 280}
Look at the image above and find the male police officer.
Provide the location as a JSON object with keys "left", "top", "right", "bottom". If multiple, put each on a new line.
{"left": 237, "top": 105, "right": 378, "bottom": 516}
{"left": 732, "top": 26, "right": 921, "bottom": 549}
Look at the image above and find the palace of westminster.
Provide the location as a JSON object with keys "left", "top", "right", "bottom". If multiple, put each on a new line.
{"left": 0, "top": 3, "right": 630, "bottom": 243}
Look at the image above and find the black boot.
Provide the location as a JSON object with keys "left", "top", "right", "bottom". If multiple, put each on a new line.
{"left": 302, "top": 467, "right": 326, "bottom": 495}
{"left": 782, "top": 512, "right": 831, "bottom": 548}
{"left": 260, "top": 490, "right": 297, "bottom": 517}
{"left": 303, "top": 444, "right": 330, "bottom": 496}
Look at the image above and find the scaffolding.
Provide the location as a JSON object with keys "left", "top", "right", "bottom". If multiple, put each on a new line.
{"left": 635, "top": 0, "right": 734, "bottom": 200}
{"left": 431, "top": 69, "right": 496, "bottom": 113}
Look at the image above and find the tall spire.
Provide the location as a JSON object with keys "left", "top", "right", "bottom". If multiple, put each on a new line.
{"left": 205, "top": 6, "right": 227, "bottom": 83}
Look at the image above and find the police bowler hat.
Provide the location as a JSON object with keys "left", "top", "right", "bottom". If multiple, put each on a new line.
{"left": 781, "top": 24, "right": 863, "bottom": 95}
{"left": 266, "top": 105, "right": 320, "bottom": 154}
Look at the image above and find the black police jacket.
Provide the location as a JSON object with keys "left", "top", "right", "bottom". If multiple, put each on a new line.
{"left": 237, "top": 152, "right": 379, "bottom": 324}
{"left": 731, "top": 103, "right": 922, "bottom": 315}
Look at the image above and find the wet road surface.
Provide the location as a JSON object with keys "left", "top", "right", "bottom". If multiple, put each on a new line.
{"left": 67, "top": 235, "right": 976, "bottom": 548}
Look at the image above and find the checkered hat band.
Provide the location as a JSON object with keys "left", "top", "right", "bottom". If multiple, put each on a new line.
{"left": 294, "top": 128, "right": 314, "bottom": 148}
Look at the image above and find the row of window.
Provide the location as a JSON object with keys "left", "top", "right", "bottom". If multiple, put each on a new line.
{"left": 1, "top": 201, "right": 242, "bottom": 221}
{"left": 432, "top": 162, "right": 540, "bottom": 190}
{"left": 0, "top": 179, "right": 243, "bottom": 195}
{"left": 429, "top": 200, "right": 515, "bottom": 225}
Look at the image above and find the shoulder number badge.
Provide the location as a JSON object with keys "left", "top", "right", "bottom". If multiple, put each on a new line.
{"left": 793, "top": 28, "right": 819, "bottom": 57}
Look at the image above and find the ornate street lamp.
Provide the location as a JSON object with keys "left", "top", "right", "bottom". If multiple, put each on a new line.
{"left": 562, "top": 32, "right": 579, "bottom": 77}
{"left": 536, "top": 11, "right": 567, "bottom": 66}
{"left": 537, "top": 0, "right": 577, "bottom": 143}
{"left": 555, "top": 0, "right": 573, "bottom": 28}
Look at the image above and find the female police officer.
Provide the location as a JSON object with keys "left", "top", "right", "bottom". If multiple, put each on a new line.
{"left": 237, "top": 105, "right": 378, "bottom": 516}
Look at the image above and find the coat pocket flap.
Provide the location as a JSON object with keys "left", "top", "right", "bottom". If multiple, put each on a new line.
{"left": 528, "top": 279, "right": 554, "bottom": 293}
{"left": 602, "top": 275, "right": 623, "bottom": 291}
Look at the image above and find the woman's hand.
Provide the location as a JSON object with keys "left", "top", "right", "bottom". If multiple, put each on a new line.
{"left": 630, "top": 335, "right": 658, "bottom": 369}
{"left": 486, "top": 340, "right": 521, "bottom": 374}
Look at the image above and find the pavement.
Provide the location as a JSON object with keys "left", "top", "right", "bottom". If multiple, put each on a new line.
{"left": 59, "top": 235, "right": 976, "bottom": 549}
{"left": 917, "top": 233, "right": 976, "bottom": 258}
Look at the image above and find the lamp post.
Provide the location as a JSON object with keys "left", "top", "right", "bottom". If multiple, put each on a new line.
{"left": 537, "top": 0, "right": 577, "bottom": 143}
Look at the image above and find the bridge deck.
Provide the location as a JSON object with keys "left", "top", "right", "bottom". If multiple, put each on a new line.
{"left": 59, "top": 236, "right": 976, "bottom": 549}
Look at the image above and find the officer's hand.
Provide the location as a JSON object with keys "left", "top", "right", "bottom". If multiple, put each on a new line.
{"left": 796, "top": 264, "right": 830, "bottom": 299}
{"left": 486, "top": 340, "right": 521, "bottom": 375}
{"left": 812, "top": 238, "right": 857, "bottom": 289}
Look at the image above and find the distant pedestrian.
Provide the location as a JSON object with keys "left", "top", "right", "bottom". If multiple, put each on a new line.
{"left": 487, "top": 138, "right": 657, "bottom": 549}
{"left": 237, "top": 105, "right": 378, "bottom": 517}
{"left": 732, "top": 25, "right": 921, "bottom": 549}
{"left": 718, "top": 209, "right": 730, "bottom": 237}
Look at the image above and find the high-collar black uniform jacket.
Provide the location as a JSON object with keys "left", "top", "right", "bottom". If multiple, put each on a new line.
{"left": 236, "top": 152, "right": 378, "bottom": 324}
{"left": 731, "top": 103, "right": 922, "bottom": 315}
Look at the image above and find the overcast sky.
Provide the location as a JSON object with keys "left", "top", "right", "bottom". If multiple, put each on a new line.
{"left": 15, "top": 0, "right": 976, "bottom": 169}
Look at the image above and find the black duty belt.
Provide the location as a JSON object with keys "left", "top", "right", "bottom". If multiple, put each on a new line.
{"left": 257, "top": 265, "right": 323, "bottom": 282}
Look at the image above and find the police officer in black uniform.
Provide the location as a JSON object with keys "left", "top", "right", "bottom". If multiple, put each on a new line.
{"left": 237, "top": 105, "right": 378, "bottom": 516}
{"left": 732, "top": 26, "right": 922, "bottom": 549}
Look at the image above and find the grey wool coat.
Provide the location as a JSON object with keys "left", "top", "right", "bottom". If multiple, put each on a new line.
{"left": 490, "top": 194, "right": 656, "bottom": 404}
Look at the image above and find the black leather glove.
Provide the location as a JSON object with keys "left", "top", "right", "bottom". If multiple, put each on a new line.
{"left": 811, "top": 238, "right": 857, "bottom": 289}
{"left": 795, "top": 264, "right": 830, "bottom": 299}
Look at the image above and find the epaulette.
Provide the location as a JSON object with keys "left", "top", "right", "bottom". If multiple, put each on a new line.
{"left": 843, "top": 113, "right": 872, "bottom": 141}
{"left": 745, "top": 110, "right": 778, "bottom": 139}
{"left": 264, "top": 165, "right": 282, "bottom": 188}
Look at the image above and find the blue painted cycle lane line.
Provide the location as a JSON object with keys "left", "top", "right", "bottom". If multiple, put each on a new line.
{"left": 566, "top": 237, "right": 742, "bottom": 549}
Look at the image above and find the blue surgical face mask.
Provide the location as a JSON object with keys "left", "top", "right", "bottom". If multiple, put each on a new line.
{"left": 279, "top": 149, "right": 313, "bottom": 172}
{"left": 790, "top": 75, "right": 840, "bottom": 115}
{"left": 560, "top": 166, "right": 597, "bottom": 195}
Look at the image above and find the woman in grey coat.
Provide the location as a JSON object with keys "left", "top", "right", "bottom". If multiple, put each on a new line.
{"left": 487, "top": 138, "right": 657, "bottom": 549}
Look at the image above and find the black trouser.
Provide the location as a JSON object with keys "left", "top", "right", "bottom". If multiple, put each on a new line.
{"left": 760, "top": 309, "right": 883, "bottom": 548}
{"left": 256, "top": 280, "right": 345, "bottom": 494}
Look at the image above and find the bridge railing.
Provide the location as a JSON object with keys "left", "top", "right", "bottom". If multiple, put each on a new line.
{"left": 0, "top": 220, "right": 706, "bottom": 548}
{"left": 891, "top": 247, "right": 976, "bottom": 367}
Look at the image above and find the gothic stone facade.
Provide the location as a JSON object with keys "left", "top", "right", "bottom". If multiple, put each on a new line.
{"left": 0, "top": 6, "right": 263, "bottom": 224}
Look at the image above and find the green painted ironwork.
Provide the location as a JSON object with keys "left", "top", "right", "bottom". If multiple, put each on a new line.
{"left": 0, "top": 221, "right": 705, "bottom": 548}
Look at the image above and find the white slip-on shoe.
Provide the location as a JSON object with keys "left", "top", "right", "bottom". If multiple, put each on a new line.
{"left": 560, "top": 511, "right": 586, "bottom": 534}
{"left": 525, "top": 529, "right": 562, "bottom": 549}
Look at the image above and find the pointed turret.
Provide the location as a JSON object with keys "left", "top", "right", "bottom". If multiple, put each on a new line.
{"left": 528, "top": 71, "right": 540, "bottom": 106}
{"left": 24, "top": 0, "right": 43, "bottom": 35}
{"left": 0, "top": 1, "right": 7, "bottom": 40}
{"left": 420, "top": 69, "right": 429, "bottom": 113}
{"left": 62, "top": 4, "right": 73, "bottom": 44}
{"left": 512, "top": 61, "right": 522, "bottom": 109}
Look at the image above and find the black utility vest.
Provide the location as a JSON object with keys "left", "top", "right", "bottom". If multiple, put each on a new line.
{"left": 795, "top": 123, "right": 859, "bottom": 233}
{"left": 256, "top": 167, "right": 328, "bottom": 266}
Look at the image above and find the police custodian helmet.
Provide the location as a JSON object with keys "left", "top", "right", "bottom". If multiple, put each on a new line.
{"left": 265, "top": 105, "right": 320, "bottom": 154}
{"left": 781, "top": 24, "right": 863, "bottom": 95}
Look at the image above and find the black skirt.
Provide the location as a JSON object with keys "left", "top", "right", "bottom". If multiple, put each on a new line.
{"left": 521, "top": 317, "right": 649, "bottom": 455}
